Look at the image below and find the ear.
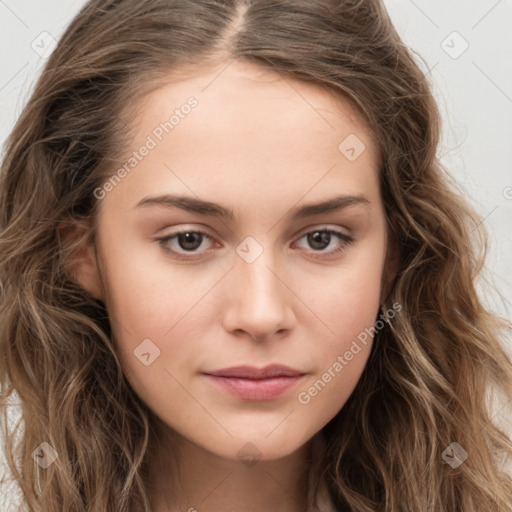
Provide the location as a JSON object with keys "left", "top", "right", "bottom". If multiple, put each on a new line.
{"left": 58, "top": 220, "right": 105, "bottom": 302}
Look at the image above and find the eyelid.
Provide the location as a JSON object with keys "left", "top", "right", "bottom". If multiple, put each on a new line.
{"left": 293, "top": 223, "right": 351, "bottom": 239}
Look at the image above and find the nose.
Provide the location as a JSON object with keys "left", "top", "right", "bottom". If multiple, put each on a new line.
{"left": 221, "top": 249, "right": 296, "bottom": 342}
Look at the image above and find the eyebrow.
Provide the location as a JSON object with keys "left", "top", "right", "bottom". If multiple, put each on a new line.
{"left": 134, "top": 193, "right": 371, "bottom": 219}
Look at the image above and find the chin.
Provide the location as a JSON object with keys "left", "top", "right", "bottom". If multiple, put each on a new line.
{"left": 196, "top": 427, "right": 314, "bottom": 465}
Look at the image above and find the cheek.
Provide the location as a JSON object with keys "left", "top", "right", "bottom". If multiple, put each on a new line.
{"left": 295, "top": 340, "right": 372, "bottom": 431}
{"left": 295, "top": 278, "right": 380, "bottom": 424}
{"left": 100, "top": 242, "right": 219, "bottom": 339}
{"left": 301, "top": 247, "right": 384, "bottom": 347}
{"left": 291, "top": 243, "right": 384, "bottom": 418}
{"left": 97, "top": 250, "right": 226, "bottom": 401}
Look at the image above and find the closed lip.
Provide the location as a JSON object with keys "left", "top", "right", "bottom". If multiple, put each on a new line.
{"left": 203, "top": 364, "right": 305, "bottom": 379}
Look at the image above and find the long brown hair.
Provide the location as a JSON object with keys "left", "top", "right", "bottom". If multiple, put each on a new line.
{"left": 1, "top": 1, "right": 511, "bottom": 510}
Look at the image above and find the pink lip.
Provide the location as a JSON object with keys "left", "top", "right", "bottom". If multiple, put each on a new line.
{"left": 203, "top": 364, "right": 306, "bottom": 401}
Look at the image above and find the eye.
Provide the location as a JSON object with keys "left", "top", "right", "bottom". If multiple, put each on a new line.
{"left": 156, "top": 229, "right": 217, "bottom": 260}
{"left": 156, "top": 226, "right": 354, "bottom": 261}
{"left": 293, "top": 228, "right": 354, "bottom": 259}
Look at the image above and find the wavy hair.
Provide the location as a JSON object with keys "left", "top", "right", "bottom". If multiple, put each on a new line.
{"left": 1, "top": 0, "right": 511, "bottom": 510}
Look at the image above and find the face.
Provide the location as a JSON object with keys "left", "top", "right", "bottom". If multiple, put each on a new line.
{"left": 78, "top": 60, "right": 390, "bottom": 462}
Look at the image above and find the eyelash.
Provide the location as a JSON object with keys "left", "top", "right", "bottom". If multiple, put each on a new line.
{"left": 156, "top": 227, "right": 354, "bottom": 261}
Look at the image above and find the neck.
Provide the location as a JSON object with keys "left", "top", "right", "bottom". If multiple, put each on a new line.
{"left": 144, "top": 422, "right": 313, "bottom": 512}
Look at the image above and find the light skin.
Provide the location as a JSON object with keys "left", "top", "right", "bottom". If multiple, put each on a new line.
{"left": 70, "top": 59, "right": 395, "bottom": 512}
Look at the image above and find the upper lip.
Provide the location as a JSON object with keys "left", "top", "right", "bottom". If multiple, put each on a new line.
{"left": 204, "top": 364, "right": 305, "bottom": 379}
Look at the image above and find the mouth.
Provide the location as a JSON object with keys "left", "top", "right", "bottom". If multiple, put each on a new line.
{"left": 202, "top": 364, "right": 306, "bottom": 401}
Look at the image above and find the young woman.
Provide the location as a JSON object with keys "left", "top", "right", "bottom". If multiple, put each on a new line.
{"left": 1, "top": 1, "right": 511, "bottom": 511}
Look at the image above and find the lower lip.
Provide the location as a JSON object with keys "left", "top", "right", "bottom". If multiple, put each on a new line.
{"left": 204, "top": 374, "right": 305, "bottom": 401}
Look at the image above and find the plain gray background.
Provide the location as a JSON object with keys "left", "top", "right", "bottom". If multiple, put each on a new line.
{"left": 1, "top": 1, "right": 512, "bottom": 508}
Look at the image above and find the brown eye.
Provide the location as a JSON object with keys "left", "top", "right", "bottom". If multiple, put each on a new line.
{"left": 176, "top": 232, "right": 204, "bottom": 251}
{"left": 294, "top": 228, "right": 354, "bottom": 259}
{"left": 156, "top": 229, "right": 217, "bottom": 260}
{"left": 307, "top": 230, "right": 332, "bottom": 250}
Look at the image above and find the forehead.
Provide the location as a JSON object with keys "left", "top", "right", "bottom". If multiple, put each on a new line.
{"left": 104, "top": 60, "right": 380, "bottom": 213}
{"left": 134, "top": 60, "right": 371, "bottom": 137}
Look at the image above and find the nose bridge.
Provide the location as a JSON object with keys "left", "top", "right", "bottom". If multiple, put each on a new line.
{"left": 239, "top": 249, "right": 281, "bottom": 299}
{"left": 237, "top": 242, "right": 286, "bottom": 306}
{"left": 222, "top": 239, "right": 294, "bottom": 338}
